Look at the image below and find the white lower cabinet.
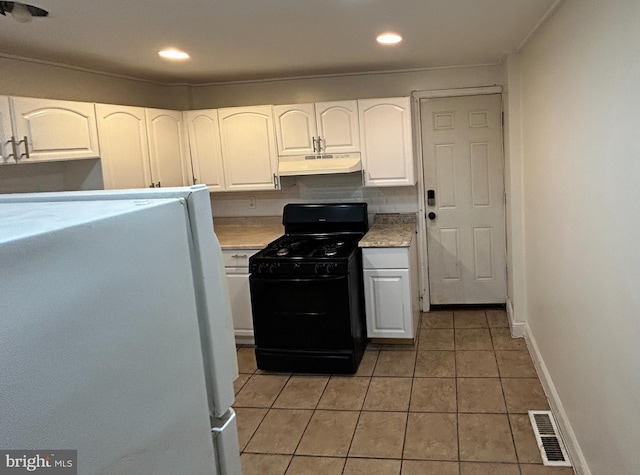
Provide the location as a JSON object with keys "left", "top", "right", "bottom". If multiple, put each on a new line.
{"left": 222, "top": 249, "right": 260, "bottom": 341}
{"left": 362, "top": 239, "right": 419, "bottom": 339}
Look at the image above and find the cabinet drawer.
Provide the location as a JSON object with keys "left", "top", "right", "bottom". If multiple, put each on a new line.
{"left": 362, "top": 247, "right": 409, "bottom": 269}
{"left": 222, "top": 249, "right": 260, "bottom": 268}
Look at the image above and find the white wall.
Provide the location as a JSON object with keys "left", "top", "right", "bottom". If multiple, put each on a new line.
{"left": 209, "top": 174, "right": 418, "bottom": 218}
{"left": 191, "top": 65, "right": 504, "bottom": 108}
{"left": 0, "top": 56, "right": 190, "bottom": 109}
{"left": 512, "top": 0, "right": 640, "bottom": 473}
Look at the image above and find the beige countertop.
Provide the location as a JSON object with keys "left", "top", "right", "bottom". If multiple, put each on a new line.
{"left": 213, "top": 216, "right": 283, "bottom": 249}
{"left": 214, "top": 212, "right": 417, "bottom": 249}
{"left": 359, "top": 213, "right": 417, "bottom": 248}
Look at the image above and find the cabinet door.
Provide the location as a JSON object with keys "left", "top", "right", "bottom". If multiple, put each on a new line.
{"left": 96, "top": 104, "right": 152, "bottom": 189}
{"left": 315, "top": 100, "right": 360, "bottom": 153}
{"left": 273, "top": 103, "right": 316, "bottom": 156}
{"left": 1, "top": 96, "right": 13, "bottom": 164}
{"left": 226, "top": 272, "right": 254, "bottom": 339}
{"left": 218, "top": 105, "right": 278, "bottom": 191}
{"left": 363, "top": 268, "right": 412, "bottom": 338}
{"left": 184, "top": 110, "right": 225, "bottom": 191}
{"left": 11, "top": 97, "right": 100, "bottom": 162}
{"left": 358, "top": 97, "right": 415, "bottom": 187}
{"left": 145, "top": 109, "right": 192, "bottom": 188}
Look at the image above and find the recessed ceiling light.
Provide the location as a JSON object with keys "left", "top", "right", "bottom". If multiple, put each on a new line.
{"left": 376, "top": 32, "right": 402, "bottom": 45}
{"left": 158, "top": 49, "right": 190, "bottom": 60}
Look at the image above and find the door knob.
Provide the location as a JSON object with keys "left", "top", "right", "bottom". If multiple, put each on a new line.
{"left": 428, "top": 212, "right": 436, "bottom": 220}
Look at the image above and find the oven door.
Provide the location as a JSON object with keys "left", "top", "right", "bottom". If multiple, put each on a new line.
{"left": 250, "top": 274, "right": 353, "bottom": 349}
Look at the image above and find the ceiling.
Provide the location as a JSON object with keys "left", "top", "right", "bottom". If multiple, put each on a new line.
{"left": 0, "top": 0, "right": 559, "bottom": 85}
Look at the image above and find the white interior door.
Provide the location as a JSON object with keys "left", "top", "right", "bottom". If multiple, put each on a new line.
{"left": 422, "top": 94, "right": 506, "bottom": 304}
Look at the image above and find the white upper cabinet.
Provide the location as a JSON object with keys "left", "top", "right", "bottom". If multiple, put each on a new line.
{"left": 358, "top": 97, "right": 415, "bottom": 187}
{"left": 273, "top": 100, "right": 359, "bottom": 156}
{"left": 0, "top": 96, "right": 12, "bottom": 164}
{"left": 145, "top": 108, "right": 191, "bottom": 188}
{"left": 96, "top": 104, "right": 152, "bottom": 189}
{"left": 96, "top": 105, "right": 191, "bottom": 190}
{"left": 217, "top": 105, "right": 279, "bottom": 191}
{"left": 10, "top": 96, "right": 100, "bottom": 163}
{"left": 183, "top": 110, "right": 225, "bottom": 191}
{"left": 1, "top": 96, "right": 99, "bottom": 165}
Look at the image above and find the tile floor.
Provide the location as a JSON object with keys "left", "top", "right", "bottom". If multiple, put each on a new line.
{"left": 233, "top": 308, "right": 576, "bottom": 475}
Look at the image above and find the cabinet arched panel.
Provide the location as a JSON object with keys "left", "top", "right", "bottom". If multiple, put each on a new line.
{"left": 12, "top": 97, "right": 100, "bottom": 162}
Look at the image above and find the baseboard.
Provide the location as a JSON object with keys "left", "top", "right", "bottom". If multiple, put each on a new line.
{"left": 506, "top": 297, "right": 525, "bottom": 338}
{"left": 524, "top": 323, "right": 591, "bottom": 475}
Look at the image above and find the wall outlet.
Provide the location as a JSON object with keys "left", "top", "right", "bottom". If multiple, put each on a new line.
{"left": 248, "top": 197, "right": 256, "bottom": 209}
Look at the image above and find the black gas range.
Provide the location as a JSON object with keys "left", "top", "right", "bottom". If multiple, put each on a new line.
{"left": 249, "top": 203, "right": 368, "bottom": 374}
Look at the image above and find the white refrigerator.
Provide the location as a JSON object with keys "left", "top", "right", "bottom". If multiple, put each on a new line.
{"left": 0, "top": 185, "right": 242, "bottom": 474}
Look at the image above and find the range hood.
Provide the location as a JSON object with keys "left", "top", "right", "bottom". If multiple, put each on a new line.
{"left": 278, "top": 153, "right": 362, "bottom": 176}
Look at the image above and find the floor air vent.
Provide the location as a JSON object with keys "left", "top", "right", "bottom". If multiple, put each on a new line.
{"left": 528, "top": 410, "right": 572, "bottom": 467}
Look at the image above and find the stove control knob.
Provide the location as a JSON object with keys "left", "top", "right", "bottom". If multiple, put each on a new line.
{"left": 315, "top": 262, "right": 338, "bottom": 274}
{"left": 269, "top": 263, "right": 279, "bottom": 274}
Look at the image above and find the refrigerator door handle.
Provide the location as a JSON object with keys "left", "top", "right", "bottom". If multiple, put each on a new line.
{"left": 211, "top": 408, "right": 241, "bottom": 475}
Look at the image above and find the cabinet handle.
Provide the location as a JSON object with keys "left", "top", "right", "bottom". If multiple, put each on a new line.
{"left": 5, "top": 136, "right": 17, "bottom": 162}
{"left": 312, "top": 137, "right": 317, "bottom": 153}
{"left": 157, "top": 181, "right": 161, "bottom": 187}
{"left": 273, "top": 173, "right": 279, "bottom": 189}
{"left": 317, "top": 136, "right": 324, "bottom": 152}
{"left": 232, "top": 254, "right": 248, "bottom": 259}
{"left": 18, "top": 136, "right": 29, "bottom": 159}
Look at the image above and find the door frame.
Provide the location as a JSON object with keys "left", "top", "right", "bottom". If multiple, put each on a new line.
{"left": 410, "top": 86, "right": 503, "bottom": 311}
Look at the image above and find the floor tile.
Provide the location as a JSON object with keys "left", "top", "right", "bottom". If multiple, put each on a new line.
{"left": 460, "top": 462, "right": 520, "bottom": 475}
{"left": 458, "top": 413, "right": 517, "bottom": 463}
{"left": 272, "top": 375, "right": 328, "bottom": 409}
{"left": 317, "top": 376, "right": 370, "bottom": 410}
{"left": 509, "top": 414, "right": 543, "bottom": 464}
{"left": 519, "top": 465, "right": 576, "bottom": 474}
{"left": 244, "top": 408, "right": 313, "bottom": 454}
{"left": 355, "top": 349, "right": 379, "bottom": 376}
{"left": 240, "top": 453, "right": 291, "bottom": 475}
{"left": 501, "top": 378, "right": 549, "bottom": 413}
{"left": 234, "top": 374, "right": 289, "bottom": 408}
{"left": 495, "top": 351, "right": 538, "bottom": 378}
{"left": 455, "top": 329, "right": 493, "bottom": 350}
{"left": 237, "top": 347, "right": 258, "bottom": 374}
{"left": 285, "top": 456, "right": 345, "bottom": 474}
{"left": 401, "top": 460, "right": 459, "bottom": 475}
{"left": 457, "top": 378, "right": 506, "bottom": 413}
{"left": 490, "top": 328, "right": 527, "bottom": 350}
{"left": 422, "top": 310, "right": 454, "bottom": 328}
{"left": 234, "top": 309, "right": 571, "bottom": 473}
{"left": 403, "top": 412, "right": 458, "bottom": 461}
{"left": 419, "top": 328, "right": 455, "bottom": 350}
{"left": 234, "top": 407, "right": 268, "bottom": 450}
{"left": 296, "top": 410, "right": 360, "bottom": 457}
{"left": 374, "top": 350, "right": 416, "bottom": 376}
{"left": 234, "top": 373, "right": 251, "bottom": 395}
{"left": 486, "top": 309, "right": 510, "bottom": 328}
{"left": 414, "top": 351, "right": 455, "bottom": 377}
{"left": 409, "top": 378, "right": 456, "bottom": 412}
{"left": 349, "top": 411, "right": 407, "bottom": 459}
{"left": 363, "top": 377, "right": 412, "bottom": 411}
{"left": 454, "top": 310, "right": 489, "bottom": 328}
{"left": 456, "top": 351, "right": 499, "bottom": 377}
{"left": 343, "top": 457, "right": 402, "bottom": 475}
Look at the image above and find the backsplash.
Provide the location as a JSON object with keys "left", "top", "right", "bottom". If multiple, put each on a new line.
{"left": 209, "top": 173, "right": 419, "bottom": 217}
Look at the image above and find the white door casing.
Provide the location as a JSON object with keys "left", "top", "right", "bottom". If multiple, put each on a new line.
{"left": 422, "top": 94, "right": 507, "bottom": 304}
